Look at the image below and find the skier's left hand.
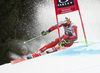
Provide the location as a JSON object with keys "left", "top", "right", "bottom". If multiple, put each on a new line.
{"left": 61, "top": 40, "right": 69, "bottom": 46}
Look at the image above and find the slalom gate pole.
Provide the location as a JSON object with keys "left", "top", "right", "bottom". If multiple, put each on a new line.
{"left": 55, "top": 15, "right": 62, "bottom": 49}
{"left": 24, "top": 34, "right": 42, "bottom": 44}
{"left": 54, "top": 0, "right": 62, "bottom": 49}
{"left": 78, "top": 10, "right": 88, "bottom": 46}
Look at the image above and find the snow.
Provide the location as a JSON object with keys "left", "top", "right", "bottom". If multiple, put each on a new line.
{"left": 0, "top": 42, "right": 100, "bottom": 73}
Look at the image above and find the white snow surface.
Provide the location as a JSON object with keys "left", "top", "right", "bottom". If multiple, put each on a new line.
{"left": 0, "top": 42, "right": 100, "bottom": 73}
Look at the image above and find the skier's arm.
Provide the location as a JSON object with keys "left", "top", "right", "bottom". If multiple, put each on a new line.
{"left": 68, "top": 26, "right": 78, "bottom": 42}
{"left": 41, "top": 23, "right": 62, "bottom": 36}
{"left": 47, "top": 24, "right": 62, "bottom": 32}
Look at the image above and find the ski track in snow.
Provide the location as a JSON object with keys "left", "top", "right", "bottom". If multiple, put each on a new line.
{"left": 0, "top": 42, "right": 100, "bottom": 73}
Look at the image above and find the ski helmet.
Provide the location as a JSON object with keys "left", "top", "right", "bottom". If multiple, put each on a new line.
{"left": 62, "top": 17, "right": 71, "bottom": 27}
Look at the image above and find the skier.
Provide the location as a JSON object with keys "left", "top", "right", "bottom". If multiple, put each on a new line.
{"left": 28, "top": 17, "right": 78, "bottom": 59}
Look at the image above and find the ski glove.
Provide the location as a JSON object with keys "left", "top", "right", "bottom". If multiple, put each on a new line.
{"left": 27, "top": 56, "right": 32, "bottom": 59}
{"left": 61, "top": 40, "right": 69, "bottom": 46}
{"left": 41, "top": 31, "right": 49, "bottom": 36}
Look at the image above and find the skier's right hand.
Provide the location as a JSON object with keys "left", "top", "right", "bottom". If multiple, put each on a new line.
{"left": 41, "top": 31, "right": 49, "bottom": 36}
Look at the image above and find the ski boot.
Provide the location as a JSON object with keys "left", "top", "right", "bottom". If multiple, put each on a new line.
{"left": 46, "top": 47, "right": 59, "bottom": 54}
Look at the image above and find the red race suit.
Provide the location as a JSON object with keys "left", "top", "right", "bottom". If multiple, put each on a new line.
{"left": 40, "top": 22, "right": 78, "bottom": 52}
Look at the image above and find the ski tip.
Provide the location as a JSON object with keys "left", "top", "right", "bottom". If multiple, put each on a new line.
{"left": 11, "top": 58, "right": 26, "bottom": 64}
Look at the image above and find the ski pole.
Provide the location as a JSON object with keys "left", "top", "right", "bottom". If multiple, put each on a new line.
{"left": 63, "top": 40, "right": 94, "bottom": 44}
{"left": 24, "top": 34, "right": 42, "bottom": 44}
{"left": 74, "top": 41, "right": 94, "bottom": 43}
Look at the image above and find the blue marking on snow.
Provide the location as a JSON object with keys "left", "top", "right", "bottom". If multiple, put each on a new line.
{"left": 53, "top": 42, "right": 100, "bottom": 56}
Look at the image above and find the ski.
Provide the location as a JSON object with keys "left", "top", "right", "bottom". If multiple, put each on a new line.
{"left": 11, "top": 53, "right": 42, "bottom": 64}
{"left": 11, "top": 47, "right": 67, "bottom": 64}
{"left": 11, "top": 58, "right": 26, "bottom": 64}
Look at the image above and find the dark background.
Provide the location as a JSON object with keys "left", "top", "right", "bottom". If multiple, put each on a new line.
{"left": 0, "top": 0, "right": 43, "bottom": 65}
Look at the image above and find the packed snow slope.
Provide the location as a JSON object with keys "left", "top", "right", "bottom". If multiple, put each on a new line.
{"left": 0, "top": 42, "right": 100, "bottom": 73}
